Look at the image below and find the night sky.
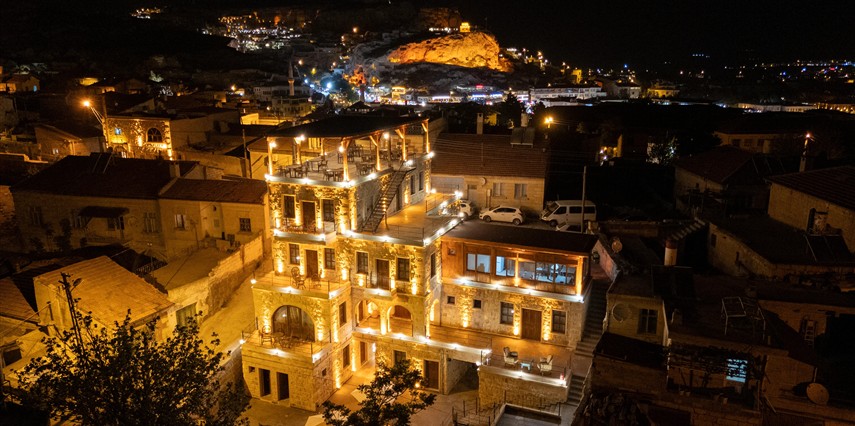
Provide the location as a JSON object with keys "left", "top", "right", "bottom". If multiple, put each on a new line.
{"left": 454, "top": 0, "right": 855, "bottom": 67}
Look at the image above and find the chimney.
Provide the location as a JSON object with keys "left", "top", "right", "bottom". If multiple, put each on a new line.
{"left": 476, "top": 113, "right": 484, "bottom": 135}
{"left": 670, "top": 308, "right": 683, "bottom": 326}
{"left": 800, "top": 132, "right": 814, "bottom": 172}
{"left": 170, "top": 162, "right": 181, "bottom": 178}
{"left": 664, "top": 238, "right": 678, "bottom": 266}
{"left": 521, "top": 113, "right": 529, "bottom": 127}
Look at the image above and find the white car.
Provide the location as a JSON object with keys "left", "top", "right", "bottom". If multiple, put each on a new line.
{"left": 479, "top": 206, "right": 524, "bottom": 225}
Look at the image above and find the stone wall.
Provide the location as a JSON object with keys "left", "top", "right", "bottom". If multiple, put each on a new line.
{"left": 441, "top": 282, "right": 584, "bottom": 349}
{"left": 0, "top": 185, "right": 22, "bottom": 251}
{"left": 768, "top": 183, "right": 855, "bottom": 251}
{"left": 478, "top": 368, "right": 567, "bottom": 409}
{"left": 445, "top": 358, "right": 471, "bottom": 394}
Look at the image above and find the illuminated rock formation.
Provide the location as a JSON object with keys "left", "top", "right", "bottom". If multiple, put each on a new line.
{"left": 387, "top": 31, "right": 512, "bottom": 73}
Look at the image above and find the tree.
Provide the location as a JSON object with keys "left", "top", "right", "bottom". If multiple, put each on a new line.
{"left": 19, "top": 311, "right": 249, "bottom": 425}
{"left": 322, "top": 359, "right": 436, "bottom": 426}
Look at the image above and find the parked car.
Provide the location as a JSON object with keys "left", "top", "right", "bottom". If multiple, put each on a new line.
{"left": 479, "top": 206, "right": 524, "bottom": 225}
{"left": 457, "top": 200, "right": 474, "bottom": 219}
{"left": 540, "top": 200, "right": 597, "bottom": 228}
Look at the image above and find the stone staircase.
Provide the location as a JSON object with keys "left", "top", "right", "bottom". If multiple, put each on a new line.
{"left": 574, "top": 278, "right": 609, "bottom": 356}
{"left": 667, "top": 217, "right": 707, "bottom": 241}
{"left": 360, "top": 167, "right": 410, "bottom": 233}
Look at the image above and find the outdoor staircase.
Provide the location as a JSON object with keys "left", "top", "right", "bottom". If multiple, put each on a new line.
{"left": 360, "top": 167, "right": 410, "bottom": 233}
{"left": 574, "top": 278, "right": 609, "bottom": 356}
{"left": 667, "top": 217, "right": 707, "bottom": 241}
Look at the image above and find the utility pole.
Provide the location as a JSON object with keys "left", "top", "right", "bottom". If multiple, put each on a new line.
{"left": 580, "top": 166, "right": 587, "bottom": 232}
{"left": 60, "top": 273, "right": 86, "bottom": 360}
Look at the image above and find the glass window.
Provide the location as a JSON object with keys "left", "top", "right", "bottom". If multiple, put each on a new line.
{"left": 322, "top": 199, "right": 335, "bottom": 222}
{"left": 552, "top": 310, "right": 566, "bottom": 334}
{"left": 239, "top": 218, "right": 251, "bottom": 232}
{"left": 638, "top": 308, "right": 657, "bottom": 334}
{"left": 283, "top": 195, "right": 296, "bottom": 219}
{"left": 496, "top": 256, "right": 515, "bottom": 277}
{"left": 466, "top": 253, "right": 491, "bottom": 273}
{"left": 28, "top": 206, "right": 42, "bottom": 226}
{"left": 289, "top": 244, "right": 300, "bottom": 265}
{"left": 324, "top": 248, "right": 336, "bottom": 270}
{"left": 492, "top": 182, "right": 504, "bottom": 197}
{"left": 356, "top": 252, "right": 368, "bottom": 274}
{"left": 519, "top": 261, "right": 536, "bottom": 280}
{"left": 500, "top": 302, "right": 514, "bottom": 325}
{"left": 418, "top": 171, "right": 424, "bottom": 191}
{"left": 146, "top": 128, "right": 163, "bottom": 142}
{"left": 343, "top": 344, "right": 351, "bottom": 367}
{"left": 143, "top": 212, "right": 158, "bottom": 233}
{"left": 339, "top": 303, "right": 347, "bottom": 326}
{"left": 174, "top": 214, "right": 186, "bottom": 229}
{"left": 107, "top": 216, "right": 125, "bottom": 231}
{"left": 394, "top": 350, "right": 406, "bottom": 365}
{"left": 409, "top": 175, "right": 415, "bottom": 194}
{"left": 536, "top": 263, "right": 574, "bottom": 284}
{"left": 726, "top": 359, "right": 748, "bottom": 383}
{"left": 473, "top": 299, "right": 482, "bottom": 309}
{"left": 396, "top": 258, "right": 410, "bottom": 281}
{"left": 114, "top": 127, "right": 122, "bottom": 135}
{"left": 430, "top": 253, "right": 436, "bottom": 277}
{"left": 514, "top": 183, "right": 527, "bottom": 199}
{"left": 447, "top": 296, "right": 455, "bottom": 305}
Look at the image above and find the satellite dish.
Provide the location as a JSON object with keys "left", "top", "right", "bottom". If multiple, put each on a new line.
{"left": 612, "top": 304, "right": 630, "bottom": 322}
{"left": 480, "top": 177, "right": 487, "bottom": 186}
{"left": 807, "top": 383, "right": 829, "bottom": 405}
{"left": 611, "top": 237, "right": 623, "bottom": 253}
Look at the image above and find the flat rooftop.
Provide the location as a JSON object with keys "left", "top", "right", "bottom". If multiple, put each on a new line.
{"left": 266, "top": 115, "right": 425, "bottom": 139}
{"left": 443, "top": 222, "right": 598, "bottom": 255}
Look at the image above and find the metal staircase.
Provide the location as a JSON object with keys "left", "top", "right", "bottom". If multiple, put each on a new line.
{"left": 360, "top": 167, "right": 410, "bottom": 233}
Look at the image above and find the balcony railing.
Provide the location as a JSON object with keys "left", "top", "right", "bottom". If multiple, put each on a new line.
{"left": 240, "top": 321, "right": 322, "bottom": 359}
{"left": 481, "top": 352, "right": 568, "bottom": 382}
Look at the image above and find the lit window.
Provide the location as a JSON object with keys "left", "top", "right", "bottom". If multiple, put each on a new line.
{"left": 289, "top": 244, "right": 300, "bottom": 264}
{"left": 726, "top": 359, "right": 748, "bottom": 383}
{"left": 114, "top": 127, "right": 122, "bottom": 135}
{"left": 466, "top": 253, "right": 491, "bottom": 273}
{"left": 496, "top": 256, "right": 515, "bottom": 277}
{"left": 146, "top": 128, "right": 163, "bottom": 142}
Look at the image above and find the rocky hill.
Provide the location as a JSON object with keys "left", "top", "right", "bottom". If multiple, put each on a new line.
{"left": 387, "top": 31, "right": 512, "bottom": 73}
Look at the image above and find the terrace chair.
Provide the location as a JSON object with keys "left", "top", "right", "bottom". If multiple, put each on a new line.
{"left": 503, "top": 347, "right": 519, "bottom": 366}
{"left": 538, "top": 354, "right": 554, "bottom": 375}
{"left": 291, "top": 267, "right": 306, "bottom": 289}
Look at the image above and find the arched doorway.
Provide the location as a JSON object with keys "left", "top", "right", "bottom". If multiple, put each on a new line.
{"left": 272, "top": 305, "right": 315, "bottom": 341}
{"left": 388, "top": 305, "right": 413, "bottom": 336}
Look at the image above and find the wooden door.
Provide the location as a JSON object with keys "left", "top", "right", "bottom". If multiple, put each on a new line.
{"left": 360, "top": 341, "right": 368, "bottom": 364}
{"left": 521, "top": 308, "right": 542, "bottom": 341}
{"left": 301, "top": 201, "right": 316, "bottom": 232}
{"left": 424, "top": 360, "right": 439, "bottom": 390}
{"left": 276, "top": 372, "right": 289, "bottom": 400}
{"left": 376, "top": 259, "right": 390, "bottom": 289}
{"left": 305, "top": 250, "right": 319, "bottom": 280}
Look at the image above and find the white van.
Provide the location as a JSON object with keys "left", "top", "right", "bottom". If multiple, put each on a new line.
{"left": 541, "top": 200, "right": 597, "bottom": 227}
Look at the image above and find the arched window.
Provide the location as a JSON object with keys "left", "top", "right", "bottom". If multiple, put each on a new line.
{"left": 146, "top": 128, "right": 163, "bottom": 143}
{"left": 272, "top": 305, "right": 315, "bottom": 341}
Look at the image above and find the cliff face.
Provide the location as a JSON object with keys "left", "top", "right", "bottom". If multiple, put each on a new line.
{"left": 387, "top": 31, "right": 512, "bottom": 73}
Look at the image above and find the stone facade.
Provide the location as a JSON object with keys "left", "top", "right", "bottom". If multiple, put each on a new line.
{"left": 768, "top": 182, "right": 855, "bottom": 251}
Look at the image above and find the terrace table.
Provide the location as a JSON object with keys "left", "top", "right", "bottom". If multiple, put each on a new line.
{"left": 519, "top": 359, "right": 534, "bottom": 372}
{"left": 325, "top": 168, "right": 344, "bottom": 181}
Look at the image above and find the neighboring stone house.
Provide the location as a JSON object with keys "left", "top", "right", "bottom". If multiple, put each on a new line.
{"left": 10, "top": 154, "right": 268, "bottom": 261}
{"left": 767, "top": 166, "right": 855, "bottom": 252}
{"left": 34, "top": 122, "right": 104, "bottom": 162}
{"left": 1, "top": 74, "right": 39, "bottom": 93}
{"left": 674, "top": 146, "right": 789, "bottom": 215}
{"left": 32, "top": 256, "right": 177, "bottom": 340}
{"left": 588, "top": 264, "right": 855, "bottom": 425}
{"left": 432, "top": 130, "right": 547, "bottom": 214}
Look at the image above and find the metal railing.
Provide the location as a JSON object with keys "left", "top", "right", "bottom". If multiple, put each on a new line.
{"left": 240, "top": 321, "right": 320, "bottom": 357}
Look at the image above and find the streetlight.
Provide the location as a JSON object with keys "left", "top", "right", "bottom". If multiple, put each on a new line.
{"left": 82, "top": 99, "right": 108, "bottom": 152}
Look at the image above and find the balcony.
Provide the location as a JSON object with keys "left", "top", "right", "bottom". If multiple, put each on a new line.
{"left": 267, "top": 146, "right": 426, "bottom": 187}
{"left": 240, "top": 322, "right": 327, "bottom": 362}
{"left": 272, "top": 220, "right": 337, "bottom": 243}
{"left": 254, "top": 269, "right": 349, "bottom": 299}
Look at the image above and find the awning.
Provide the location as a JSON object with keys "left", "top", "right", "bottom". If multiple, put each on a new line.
{"left": 79, "top": 206, "right": 129, "bottom": 218}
